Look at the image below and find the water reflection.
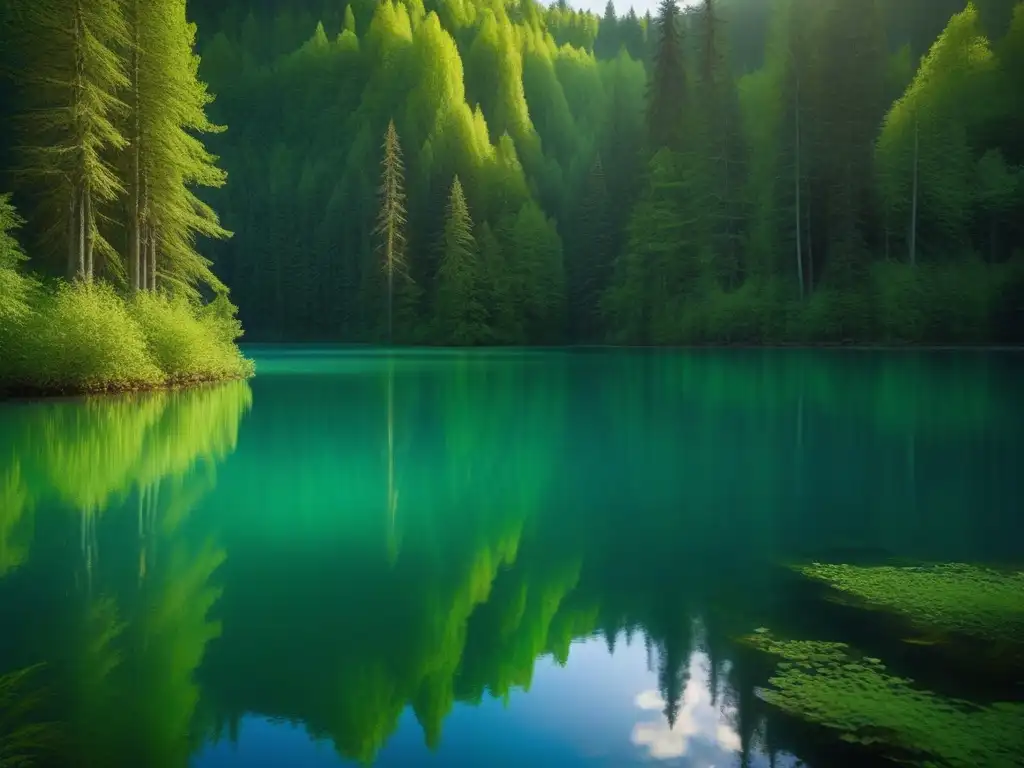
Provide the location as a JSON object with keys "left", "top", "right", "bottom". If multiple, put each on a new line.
{"left": 0, "top": 381, "right": 252, "bottom": 767}
{"left": 0, "top": 349, "right": 1021, "bottom": 767}
{"left": 632, "top": 652, "right": 741, "bottom": 761}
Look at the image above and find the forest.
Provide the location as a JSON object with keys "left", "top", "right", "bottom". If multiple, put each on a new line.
{"left": 185, "top": 0, "right": 1024, "bottom": 343}
{"left": 1, "top": 0, "right": 1024, "bottom": 376}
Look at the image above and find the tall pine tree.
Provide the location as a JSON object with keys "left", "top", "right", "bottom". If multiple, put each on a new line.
{"left": 9, "top": 0, "right": 129, "bottom": 282}
{"left": 132, "top": 0, "right": 230, "bottom": 295}
{"left": 374, "top": 119, "right": 413, "bottom": 343}
{"left": 435, "top": 176, "right": 487, "bottom": 345}
{"left": 647, "top": 0, "right": 686, "bottom": 152}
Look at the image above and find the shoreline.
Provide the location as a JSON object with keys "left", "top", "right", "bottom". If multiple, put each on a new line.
{"left": 0, "top": 370, "right": 254, "bottom": 402}
{"left": 239, "top": 341, "right": 1024, "bottom": 351}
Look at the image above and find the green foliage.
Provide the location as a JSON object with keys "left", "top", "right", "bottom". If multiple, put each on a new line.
{"left": 371, "top": 119, "right": 424, "bottom": 342}
{"left": 647, "top": 0, "right": 686, "bottom": 151}
{"left": 0, "top": 281, "right": 253, "bottom": 394}
{"left": 435, "top": 176, "right": 488, "bottom": 344}
{"left": 745, "top": 630, "right": 1024, "bottom": 767}
{"left": 872, "top": 260, "right": 998, "bottom": 343}
{"left": 876, "top": 2, "right": 998, "bottom": 257}
{"left": 7, "top": 0, "right": 130, "bottom": 280}
{"left": 129, "top": 292, "right": 253, "bottom": 382}
{"left": 506, "top": 201, "right": 565, "bottom": 343}
{"left": 0, "top": 462, "right": 32, "bottom": 578}
{"left": 0, "top": 195, "right": 36, "bottom": 325}
{"left": 3, "top": 282, "right": 164, "bottom": 392}
{"left": 798, "top": 563, "right": 1024, "bottom": 646}
{"left": 3, "top": 0, "right": 1015, "bottom": 348}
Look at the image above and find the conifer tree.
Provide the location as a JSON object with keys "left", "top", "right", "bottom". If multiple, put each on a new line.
{"left": 595, "top": 1, "right": 619, "bottom": 60}
{"left": 568, "top": 154, "right": 612, "bottom": 341}
{"left": 9, "top": 0, "right": 129, "bottom": 282}
{"left": 435, "top": 176, "right": 487, "bottom": 345}
{"left": 0, "top": 194, "right": 35, "bottom": 323}
{"left": 375, "top": 119, "right": 412, "bottom": 343}
{"left": 477, "top": 222, "right": 521, "bottom": 343}
{"left": 696, "top": 0, "right": 747, "bottom": 288}
{"left": 129, "top": 0, "right": 230, "bottom": 295}
{"left": 647, "top": 0, "right": 686, "bottom": 151}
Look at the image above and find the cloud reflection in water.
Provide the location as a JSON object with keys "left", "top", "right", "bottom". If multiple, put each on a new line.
{"left": 631, "top": 652, "right": 741, "bottom": 762}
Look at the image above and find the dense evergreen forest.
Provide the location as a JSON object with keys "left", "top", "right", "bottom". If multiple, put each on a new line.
{"left": 185, "top": 0, "right": 1024, "bottom": 343}
{"left": 0, "top": 0, "right": 250, "bottom": 392}
{"left": 2, "top": 0, "right": 1023, "bottom": 354}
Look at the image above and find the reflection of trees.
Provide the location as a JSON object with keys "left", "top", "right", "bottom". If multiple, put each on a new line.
{"left": 0, "top": 461, "right": 31, "bottom": 577}
{"left": 1, "top": 381, "right": 251, "bottom": 519}
{"left": 197, "top": 350, "right": 1024, "bottom": 766}
{"left": 0, "top": 381, "right": 250, "bottom": 768}
{"left": 0, "top": 663, "right": 56, "bottom": 767}
{"left": 5, "top": 351, "right": 1013, "bottom": 766}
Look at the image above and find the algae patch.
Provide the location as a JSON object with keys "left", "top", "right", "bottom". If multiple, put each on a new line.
{"left": 744, "top": 630, "right": 1024, "bottom": 767}
{"left": 798, "top": 563, "right": 1024, "bottom": 645}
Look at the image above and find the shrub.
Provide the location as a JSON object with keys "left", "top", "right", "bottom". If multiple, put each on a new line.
{"left": 3, "top": 281, "right": 163, "bottom": 392}
{"left": 130, "top": 292, "right": 253, "bottom": 382}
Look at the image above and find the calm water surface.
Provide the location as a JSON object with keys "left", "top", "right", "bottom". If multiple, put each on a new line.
{"left": 1, "top": 347, "right": 1022, "bottom": 767}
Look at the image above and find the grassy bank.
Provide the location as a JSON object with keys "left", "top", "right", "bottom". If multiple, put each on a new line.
{"left": 0, "top": 281, "right": 254, "bottom": 397}
{"left": 1, "top": 195, "right": 252, "bottom": 397}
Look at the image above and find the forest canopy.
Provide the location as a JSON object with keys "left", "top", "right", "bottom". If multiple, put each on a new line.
{"left": 186, "top": 0, "right": 1024, "bottom": 344}
{"left": 1, "top": 0, "right": 1023, "bottom": 353}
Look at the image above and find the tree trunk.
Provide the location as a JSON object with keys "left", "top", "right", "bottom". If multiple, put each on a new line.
{"left": 71, "top": 2, "right": 84, "bottom": 282}
{"left": 67, "top": 189, "right": 78, "bottom": 280}
{"left": 148, "top": 228, "right": 157, "bottom": 291}
{"left": 794, "top": 76, "right": 804, "bottom": 300}
{"left": 84, "top": 184, "right": 94, "bottom": 282}
{"left": 129, "top": 0, "right": 141, "bottom": 292}
{"left": 77, "top": 186, "right": 86, "bottom": 282}
{"left": 909, "top": 113, "right": 918, "bottom": 267}
{"left": 139, "top": 226, "right": 148, "bottom": 290}
{"left": 806, "top": 197, "right": 814, "bottom": 292}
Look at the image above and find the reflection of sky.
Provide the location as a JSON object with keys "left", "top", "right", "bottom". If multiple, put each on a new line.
{"left": 631, "top": 652, "right": 743, "bottom": 765}
{"left": 192, "top": 635, "right": 795, "bottom": 767}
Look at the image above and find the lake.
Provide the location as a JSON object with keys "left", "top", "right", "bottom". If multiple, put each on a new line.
{"left": 1, "top": 346, "right": 1022, "bottom": 767}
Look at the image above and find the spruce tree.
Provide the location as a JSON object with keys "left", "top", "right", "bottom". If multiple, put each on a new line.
{"left": 0, "top": 194, "right": 35, "bottom": 323}
{"left": 9, "top": 0, "right": 129, "bottom": 282}
{"left": 647, "top": 0, "right": 686, "bottom": 151}
{"left": 696, "top": 0, "right": 747, "bottom": 288}
{"left": 435, "top": 176, "right": 487, "bottom": 345}
{"left": 131, "top": 0, "right": 230, "bottom": 295}
{"left": 477, "top": 222, "right": 521, "bottom": 343}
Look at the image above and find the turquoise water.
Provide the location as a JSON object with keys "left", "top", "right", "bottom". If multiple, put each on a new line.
{"left": 1, "top": 347, "right": 1022, "bottom": 767}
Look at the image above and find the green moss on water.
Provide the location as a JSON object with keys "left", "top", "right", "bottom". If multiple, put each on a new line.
{"left": 798, "top": 563, "right": 1024, "bottom": 645}
{"left": 744, "top": 629, "right": 1024, "bottom": 767}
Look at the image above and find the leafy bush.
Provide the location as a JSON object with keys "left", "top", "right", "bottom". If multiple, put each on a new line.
{"left": 3, "top": 281, "right": 164, "bottom": 392}
{"left": 130, "top": 292, "right": 253, "bottom": 382}
{"left": 0, "top": 281, "right": 253, "bottom": 394}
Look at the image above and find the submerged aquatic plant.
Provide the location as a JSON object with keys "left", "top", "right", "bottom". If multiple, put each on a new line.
{"left": 798, "top": 563, "right": 1024, "bottom": 645}
{"left": 744, "top": 630, "right": 1024, "bottom": 767}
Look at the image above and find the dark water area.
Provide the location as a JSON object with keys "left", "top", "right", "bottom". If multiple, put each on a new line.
{"left": 1, "top": 347, "right": 1022, "bottom": 767}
